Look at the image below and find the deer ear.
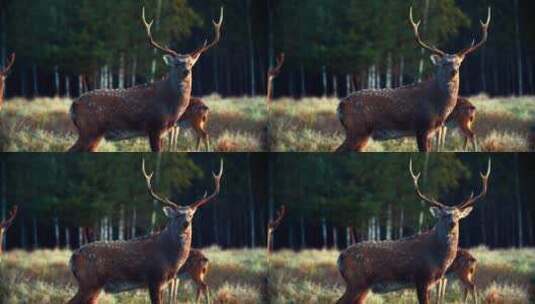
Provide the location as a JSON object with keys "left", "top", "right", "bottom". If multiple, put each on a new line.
{"left": 162, "top": 55, "right": 174, "bottom": 66}
{"left": 429, "top": 207, "right": 443, "bottom": 218}
{"left": 162, "top": 207, "right": 176, "bottom": 218}
{"left": 458, "top": 207, "right": 474, "bottom": 219}
{"left": 430, "top": 55, "right": 441, "bottom": 65}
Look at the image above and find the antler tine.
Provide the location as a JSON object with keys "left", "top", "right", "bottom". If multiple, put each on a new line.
{"left": 409, "top": 159, "right": 447, "bottom": 209}
{"left": 190, "top": 159, "right": 224, "bottom": 209}
{"left": 458, "top": 158, "right": 491, "bottom": 209}
{"left": 268, "top": 53, "right": 286, "bottom": 78}
{"left": 268, "top": 205, "right": 287, "bottom": 231}
{"left": 142, "top": 7, "right": 179, "bottom": 56}
{"left": 409, "top": 7, "right": 447, "bottom": 57}
{"left": 141, "top": 159, "right": 179, "bottom": 208}
{"left": 458, "top": 7, "right": 491, "bottom": 57}
{"left": 1, "top": 53, "right": 15, "bottom": 75}
{"left": 1, "top": 205, "right": 18, "bottom": 228}
{"left": 191, "top": 7, "right": 224, "bottom": 58}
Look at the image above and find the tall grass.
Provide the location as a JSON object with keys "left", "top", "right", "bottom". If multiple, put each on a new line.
{"left": 271, "top": 96, "right": 535, "bottom": 152}
{"left": 0, "top": 95, "right": 266, "bottom": 152}
{"left": 268, "top": 246, "right": 534, "bottom": 304}
{"left": 0, "top": 247, "right": 265, "bottom": 304}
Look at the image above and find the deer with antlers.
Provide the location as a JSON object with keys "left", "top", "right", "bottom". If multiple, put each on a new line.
{"left": 435, "top": 97, "right": 478, "bottom": 152}
{"left": 436, "top": 248, "right": 478, "bottom": 304}
{"left": 336, "top": 159, "right": 490, "bottom": 304}
{"left": 267, "top": 53, "right": 285, "bottom": 106}
{"left": 336, "top": 7, "right": 491, "bottom": 152}
{"left": 68, "top": 7, "right": 223, "bottom": 152}
{"left": 166, "top": 248, "right": 210, "bottom": 304}
{"left": 0, "top": 53, "right": 15, "bottom": 112}
{"left": 267, "top": 205, "right": 286, "bottom": 255}
{"left": 167, "top": 97, "right": 211, "bottom": 152}
{"left": 0, "top": 206, "right": 18, "bottom": 255}
{"left": 67, "top": 160, "right": 223, "bottom": 304}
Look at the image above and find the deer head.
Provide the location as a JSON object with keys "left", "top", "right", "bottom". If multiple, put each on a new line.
{"left": 268, "top": 205, "right": 286, "bottom": 233}
{"left": 0, "top": 206, "right": 18, "bottom": 255}
{"left": 409, "top": 7, "right": 491, "bottom": 83}
{"left": 268, "top": 53, "right": 285, "bottom": 80}
{"left": 142, "top": 7, "right": 223, "bottom": 82}
{"left": 409, "top": 158, "right": 491, "bottom": 236}
{"left": 141, "top": 159, "right": 223, "bottom": 237}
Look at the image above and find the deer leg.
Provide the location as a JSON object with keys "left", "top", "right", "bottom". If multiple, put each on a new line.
{"left": 435, "top": 279, "right": 442, "bottom": 304}
{"left": 148, "top": 130, "right": 163, "bottom": 152}
{"left": 173, "top": 127, "right": 180, "bottom": 152}
{"left": 441, "top": 126, "right": 448, "bottom": 151}
{"left": 148, "top": 282, "right": 163, "bottom": 304}
{"left": 67, "top": 288, "right": 100, "bottom": 304}
{"left": 416, "top": 282, "right": 430, "bottom": 304}
{"left": 416, "top": 130, "right": 432, "bottom": 152}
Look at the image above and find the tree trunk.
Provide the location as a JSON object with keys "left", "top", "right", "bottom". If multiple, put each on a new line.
{"left": 300, "top": 64, "right": 306, "bottom": 98}
{"left": 514, "top": 0, "right": 523, "bottom": 95}
{"left": 514, "top": 155, "right": 523, "bottom": 247}
{"left": 481, "top": 48, "right": 487, "bottom": 92}
{"left": 65, "top": 227, "right": 70, "bottom": 249}
{"left": 386, "top": 53, "right": 392, "bottom": 89}
{"left": 332, "top": 75, "right": 338, "bottom": 97}
{"left": 346, "top": 74, "right": 351, "bottom": 96}
{"left": 54, "top": 65, "right": 60, "bottom": 96}
{"left": 247, "top": 155, "right": 256, "bottom": 247}
{"left": 131, "top": 207, "right": 137, "bottom": 239}
{"left": 399, "top": 55, "right": 405, "bottom": 86}
{"left": 32, "top": 216, "right": 38, "bottom": 249}
{"left": 321, "top": 65, "right": 327, "bottom": 97}
{"left": 332, "top": 226, "right": 338, "bottom": 249}
{"left": 321, "top": 216, "right": 327, "bottom": 249}
{"left": 246, "top": 0, "right": 256, "bottom": 96}
{"left": 386, "top": 203, "right": 392, "bottom": 240}
{"left": 417, "top": 0, "right": 430, "bottom": 82}
{"left": 527, "top": 55, "right": 534, "bottom": 94}
{"left": 346, "top": 226, "right": 351, "bottom": 247}
{"left": 119, "top": 53, "right": 125, "bottom": 89}
{"left": 213, "top": 53, "right": 219, "bottom": 93}
{"left": 78, "top": 227, "right": 84, "bottom": 247}
{"left": 131, "top": 55, "right": 137, "bottom": 87}
{"left": 300, "top": 216, "right": 305, "bottom": 249}
{"left": 20, "top": 218, "right": 27, "bottom": 249}
{"left": 150, "top": 154, "right": 162, "bottom": 231}
{"left": 399, "top": 207, "right": 404, "bottom": 238}
{"left": 32, "top": 64, "right": 39, "bottom": 96}
{"left": 65, "top": 75, "right": 70, "bottom": 98}
{"left": 118, "top": 204, "right": 125, "bottom": 240}
{"left": 54, "top": 217, "right": 60, "bottom": 248}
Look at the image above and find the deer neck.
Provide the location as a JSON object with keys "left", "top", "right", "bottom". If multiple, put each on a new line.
{"left": 430, "top": 221, "right": 459, "bottom": 271}
{"left": 163, "top": 71, "right": 192, "bottom": 113}
{"left": 433, "top": 73, "right": 459, "bottom": 101}
{"left": 158, "top": 224, "right": 192, "bottom": 264}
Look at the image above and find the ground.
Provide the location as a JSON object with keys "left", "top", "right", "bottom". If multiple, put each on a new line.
{"left": 0, "top": 95, "right": 266, "bottom": 152}
{"left": 268, "top": 246, "right": 534, "bottom": 304}
{"left": 271, "top": 95, "right": 535, "bottom": 152}
{"left": 0, "top": 247, "right": 265, "bottom": 304}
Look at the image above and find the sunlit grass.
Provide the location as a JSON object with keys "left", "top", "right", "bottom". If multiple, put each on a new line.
{"left": 0, "top": 95, "right": 266, "bottom": 152}
{"left": 271, "top": 95, "right": 535, "bottom": 152}
{"left": 269, "top": 246, "right": 534, "bottom": 304}
{"left": 0, "top": 246, "right": 265, "bottom": 304}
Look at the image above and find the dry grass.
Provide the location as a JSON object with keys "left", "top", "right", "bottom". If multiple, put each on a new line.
{"left": 268, "top": 246, "right": 535, "bottom": 304}
{"left": 0, "top": 247, "right": 265, "bottom": 304}
{"left": 0, "top": 95, "right": 266, "bottom": 152}
{"left": 270, "top": 95, "right": 535, "bottom": 152}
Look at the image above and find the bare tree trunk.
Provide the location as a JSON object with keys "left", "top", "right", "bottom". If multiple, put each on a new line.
{"left": 246, "top": 0, "right": 256, "bottom": 96}
{"left": 20, "top": 218, "right": 27, "bottom": 249}
{"left": 417, "top": 0, "right": 430, "bottom": 82}
{"left": 213, "top": 54, "right": 220, "bottom": 93}
{"left": 78, "top": 75, "right": 84, "bottom": 96}
{"left": 399, "top": 55, "right": 405, "bottom": 86}
{"left": 21, "top": 68, "right": 27, "bottom": 97}
{"left": 332, "top": 75, "right": 338, "bottom": 97}
{"left": 65, "top": 227, "right": 70, "bottom": 249}
{"left": 247, "top": 155, "right": 256, "bottom": 247}
{"left": 386, "top": 203, "right": 392, "bottom": 240}
{"left": 514, "top": 0, "right": 523, "bottom": 95}
{"left": 481, "top": 48, "right": 487, "bottom": 92}
{"left": 514, "top": 155, "right": 523, "bottom": 247}
{"left": 399, "top": 207, "right": 405, "bottom": 238}
{"left": 131, "top": 55, "right": 137, "bottom": 87}
{"left": 118, "top": 204, "right": 125, "bottom": 240}
{"left": 300, "top": 64, "right": 306, "bottom": 98}
{"left": 131, "top": 207, "right": 137, "bottom": 239}
{"left": 54, "top": 217, "right": 60, "bottom": 248}
{"left": 53, "top": 66, "right": 60, "bottom": 96}
{"left": 332, "top": 226, "right": 338, "bottom": 249}
{"left": 527, "top": 56, "right": 534, "bottom": 94}
{"left": 321, "top": 216, "right": 327, "bottom": 249}
{"left": 300, "top": 216, "right": 305, "bottom": 249}
{"left": 386, "top": 53, "right": 392, "bottom": 89}
{"left": 321, "top": 65, "right": 328, "bottom": 97}
{"left": 346, "top": 74, "right": 351, "bottom": 96}
{"left": 78, "top": 227, "right": 84, "bottom": 247}
{"left": 32, "top": 216, "right": 38, "bottom": 249}
{"left": 65, "top": 75, "right": 70, "bottom": 98}
{"left": 32, "top": 64, "right": 39, "bottom": 96}
{"left": 108, "top": 216, "right": 113, "bottom": 241}
{"left": 118, "top": 53, "right": 125, "bottom": 89}
{"left": 346, "top": 226, "right": 351, "bottom": 247}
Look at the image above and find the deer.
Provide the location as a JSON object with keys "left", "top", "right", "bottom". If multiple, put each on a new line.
{"left": 336, "top": 159, "right": 491, "bottom": 304}
{"left": 68, "top": 7, "right": 223, "bottom": 152}
{"left": 0, "top": 53, "right": 15, "bottom": 112}
{"left": 267, "top": 205, "right": 286, "bottom": 256}
{"left": 166, "top": 248, "right": 210, "bottom": 304}
{"left": 436, "top": 248, "right": 478, "bottom": 304}
{"left": 167, "top": 97, "right": 211, "bottom": 152}
{"left": 336, "top": 7, "right": 491, "bottom": 152}
{"left": 264, "top": 53, "right": 285, "bottom": 151}
{"left": 67, "top": 159, "right": 223, "bottom": 304}
{"left": 435, "top": 96, "right": 478, "bottom": 152}
{"left": 0, "top": 206, "right": 18, "bottom": 256}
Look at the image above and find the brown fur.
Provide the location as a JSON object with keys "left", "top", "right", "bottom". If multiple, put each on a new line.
{"left": 176, "top": 97, "right": 210, "bottom": 151}
{"left": 440, "top": 97, "right": 477, "bottom": 150}
{"left": 178, "top": 249, "right": 210, "bottom": 302}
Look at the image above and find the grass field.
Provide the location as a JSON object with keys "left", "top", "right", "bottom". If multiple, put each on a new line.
{"left": 0, "top": 95, "right": 266, "bottom": 152}
{"left": 0, "top": 247, "right": 265, "bottom": 304}
{"left": 268, "top": 247, "right": 535, "bottom": 304}
{"left": 271, "top": 95, "right": 535, "bottom": 152}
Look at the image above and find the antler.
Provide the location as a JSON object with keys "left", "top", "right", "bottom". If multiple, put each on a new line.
{"left": 457, "top": 158, "right": 491, "bottom": 210}
{"left": 409, "top": 7, "right": 446, "bottom": 57}
{"left": 409, "top": 159, "right": 447, "bottom": 209}
{"left": 190, "top": 7, "right": 224, "bottom": 58}
{"left": 141, "top": 7, "right": 179, "bottom": 56}
{"left": 268, "top": 205, "right": 286, "bottom": 231}
{"left": 457, "top": 7, "right": 491, "bottom": 57}
{"left": 190, "top": 159, "right": 224, "bottom": 209}
{"left": 1, "top": 205, "right": 18, "bottom": 229}
{"left": 141, "top": 159, "right": 179, "bottom": 208}
{"left": 268, "top": 53, "right": 285, "bottom": 78}
{"left": 1, "top": 53, "right": 15, "bottom": 75}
